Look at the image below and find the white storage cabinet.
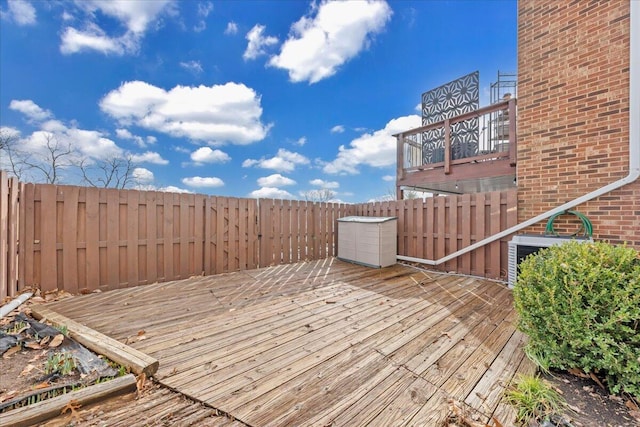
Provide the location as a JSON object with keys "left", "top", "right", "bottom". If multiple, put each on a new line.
{"left": 337, "top": 216, "right": 397, "bottom": 268}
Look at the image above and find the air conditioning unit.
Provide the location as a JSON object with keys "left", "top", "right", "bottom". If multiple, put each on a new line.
{"left": 508, "top": 235, "right": 592, "bottom": 288}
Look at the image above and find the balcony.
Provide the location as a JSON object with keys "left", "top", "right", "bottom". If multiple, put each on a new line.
{"left": 395, "top": 98, "right": 517, "bottom": 196}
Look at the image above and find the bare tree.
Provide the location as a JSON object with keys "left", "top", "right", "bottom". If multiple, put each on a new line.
{"left": 0, "top": 128, "right": 25, "bottom": 179}
{"left": 301, "top": 189, "right": 336, "bottom": 203}
{"left": 79, "top": 155, "right": 135, "bottom": 189}
{"left": 384, "top": 186, "right": 424, "bottom": 201}
{"left": 17, "top": 133, "right": 73, "bottom": 184}
{"left": 0, "top": 128, "right": 17, "bottom": 152}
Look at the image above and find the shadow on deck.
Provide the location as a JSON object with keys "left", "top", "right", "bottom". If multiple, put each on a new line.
{"left": 43, "top": 259, "right": 535, "bottom": 426}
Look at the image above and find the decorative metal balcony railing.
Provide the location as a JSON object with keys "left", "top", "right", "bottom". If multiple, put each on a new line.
{"left": 397, "top": 98, "right": 517, "bottom": 176}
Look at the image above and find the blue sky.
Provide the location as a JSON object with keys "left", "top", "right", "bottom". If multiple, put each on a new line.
{"left": 0, "top": 0, "right": 516, "bottom": 202}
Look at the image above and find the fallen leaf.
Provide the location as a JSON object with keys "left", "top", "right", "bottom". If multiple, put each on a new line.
{"left": 567, "top": 403, "right": 583, "bottom": 414}
{"left": 136, "top": 373, "right": 147, "bottom": 395}
{"left": 588, "top": 371, "right": 605, "bottom": 389}
{"left": 61, "top": 399, "right": 82, "bottom": 420}
{"left": 40, "top": 335, "right": 50, "bottom": 346}
{"left": 49, "top": 334, "right": 64, "bottom": 348}
{"left": 2, "top": 345, "right": 21, "bottom": 359}
{"left": 137, "top": 330, "right": 145, "bottom": 336}
{"left": 626, "top": 399, "right": 640, "bottom": 411}
{"left": 24, "top": 341, "right": 42, "bottom": 350}
{"left": 14, "top": 325, "right": 30, "bottom": 335}
{"left": 28, "top": 350, "right": 47, "bottom": 363}
{"left": 567, "top": 367, "right": 589, "bottom": 378}
{"left": 20, "top": 364, "right": 36, "bottom": 377}
{"left": 491, "top": 417, "right": 504, "bottom": 427}
{"left": 34, "top": 381, "right": 50, "bottom": 389}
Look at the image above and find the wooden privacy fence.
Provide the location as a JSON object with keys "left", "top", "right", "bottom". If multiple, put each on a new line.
{"left": 0, "top": 170, "right": 517, "bottom": 298}
{"left": 355, "top": 190, "right": 518, "bottom": 278}
{"left": 10, "top": 181, "right": 354, "bottom": 297}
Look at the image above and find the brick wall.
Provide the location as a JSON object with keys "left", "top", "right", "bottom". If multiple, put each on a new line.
{"left": 517, "top": 0, "right": 639, "bottom": 246}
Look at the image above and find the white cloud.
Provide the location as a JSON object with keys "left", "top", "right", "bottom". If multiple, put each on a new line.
{"left": 60, "top": 24, "right": 127, "bottom": 55}
{"left": 133, "top": 167, "right": 154, "bottom": 184}
{"left": 131, "top": 151, "right": 168, "bottom": 165}
{"left": 224, "top": 21, "right": 238, "bottom": 35}
{"left": 382, "top": 175, "right": 395, "bottom": 181}
{"left": 60, "top": 0, "right": 174, "bottom": 55}
{"left": 136, "top": 183, "right": 193, "bottom": 193}
{"left": 243, "top": 24, "right": 279, "bottom": 61}
{"left": 310, "top": 178, "right": 339, "bottom": 189}
{"left": 173, "top": 145, "right": 190, "bottom": 154}
{"left": 182, "top": 176, "right": 224, "bottom": 188}
{"left": 190, "top": 147, "right": 230, "bottom": 164}
{"left": 0, "top": 126, "right": 21, "bottom": 139}
{"left": 243, "top": 148, "right": 309, "bottom": 173}
{"left": 330, "top": 125, "right": 345, "bottom": 134}
{"left": 415, "top": 102, "right": 422, "bottom": 112}
{"left": 269, "top": 0, "right": 392, "bottom": 83}
{"left": 2, "top": 0, "right": 36, "bottom": 26}
{"left": 193, "top": 1, "right": 213, "bottom": 32}
{"left": 115, "top": 128, "right": 149, "bottom": 148}
{"left": 295, "top": 136, "right": 307, "bottom": 146}
{"left": 65, "top": 128, "right": 123, "bottom": 160}
{"left": 160, "top": 185, "right": 193, "bottom": 194}
{"left": 40, "top": 119, "right": 67, "bottom": 133}
{"left": 100, "top": 81, "right": 271, "bottom": 145}
{"left": 17, "top": 128, "right": 123, "bottom": 167}
{"left": 248, "top": 187, "right": 295, "bottom": 199}
{"left": 146, "top": 135, "right": 157, "bottom": 144}
{"left": 8, "top": 100, "right": 124, "bottom": 163}
{"left": 324, "top": 114, "right": 421, "bottom": 174}
{"left": 198, "top": 2, "right": 213, "bottom": 17}
{"left": 180, "top": 60, "right": 203, "bottom": 74}
{"left": 9, "top": 99, "right": 52, "bottom": 121}
{"left": 257, "top": 174, "right": 296, "bottom": 187}
{"left": 115, "top": 128, "right": 135, "bottom": 139}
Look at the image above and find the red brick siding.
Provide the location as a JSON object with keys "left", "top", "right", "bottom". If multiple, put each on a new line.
{"left": 517, "top": 0, "right": 639, "bottom": 247}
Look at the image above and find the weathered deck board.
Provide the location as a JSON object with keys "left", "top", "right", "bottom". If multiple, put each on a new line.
{"left": 44, "top": 259, "right": 528, "bottom": 426}
{"left": 40, "top": 382, "right": 245, "bottom": 427}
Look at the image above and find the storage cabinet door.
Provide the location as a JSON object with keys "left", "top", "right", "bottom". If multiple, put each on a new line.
{"left": 355, "top": 222, "right": 381, "bottom": 266}
{"left": 337, "top": 222, "right": 357, "bottom": 261}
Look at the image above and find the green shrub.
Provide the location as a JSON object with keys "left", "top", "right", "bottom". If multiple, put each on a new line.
{"left": 513, "top": 241, "right": 640, "bottom": 398}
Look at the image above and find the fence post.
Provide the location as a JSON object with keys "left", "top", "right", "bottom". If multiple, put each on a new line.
{"left": 1, "top": 171, "right": 20, "bottom": 299}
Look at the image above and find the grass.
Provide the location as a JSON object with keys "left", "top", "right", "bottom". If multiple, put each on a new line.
{"left": 54, "top": 324, "right": 69, "bottom": 336}
{"left": 44, "top": 351, "right": 76, "bottom": 376}
{"left": 504, "top": 374, "right": 564, "bottom": 425}
{"left": 6, "top": 320, "right": 28, "bottom": 334}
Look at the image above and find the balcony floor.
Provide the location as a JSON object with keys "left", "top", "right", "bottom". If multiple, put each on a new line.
{"left": 42, "top": 259, "right": 534, "bottom": 426}
{"left": 399, "top": 157, "right": 516, "bottom": 195}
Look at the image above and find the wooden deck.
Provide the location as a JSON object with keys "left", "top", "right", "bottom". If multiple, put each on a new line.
{"left": 43, "top": 259, "right": 535, "bottom": 426}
